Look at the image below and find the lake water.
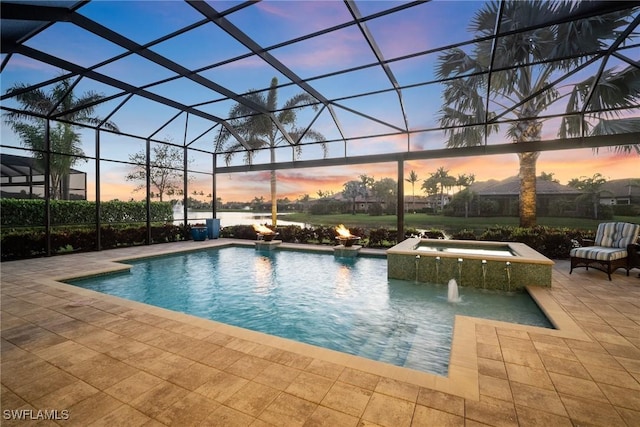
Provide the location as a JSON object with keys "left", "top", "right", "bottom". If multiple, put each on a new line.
{"left": 174, "top": 210, "right": 307, "bottom": 228}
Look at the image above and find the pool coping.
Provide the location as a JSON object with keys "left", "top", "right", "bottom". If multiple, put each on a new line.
{"left": 33, "top": 238, "right": 592, "bottom": 402}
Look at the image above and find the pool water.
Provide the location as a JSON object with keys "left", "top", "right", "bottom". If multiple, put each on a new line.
{"left": 68, "top": 246, "right": 552, "bottom": 376}
{"left": 416, "top": 245, "right": 514, "bottom": 257}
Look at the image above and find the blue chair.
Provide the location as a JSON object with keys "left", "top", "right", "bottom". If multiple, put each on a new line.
{"left": 570, "top": 222, "right": 640, "bottom": 280}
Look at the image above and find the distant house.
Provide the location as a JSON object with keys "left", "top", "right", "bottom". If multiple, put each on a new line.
{"left": 599, "top": 179, "right": 640, "bottom": 205}
{"left": 424, "top": 194, "right": 451, "bottom": 211}
{"left": 0, "top": 153, "right": 87, "bottom": 200}
{"left": 403, "top": 195, "right": 429, "bottom": 212}
{"left": 328, "top": 192, "right": 368, "bottom": 212}
{"left": 401, "top": 195, "right": 450, "bottom": 212}
{"left": 469, "top": 176, "right": 581, "bottom": 216}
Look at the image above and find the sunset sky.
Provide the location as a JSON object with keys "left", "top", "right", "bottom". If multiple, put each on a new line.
{"left": 209, "top": 149, "right": 639, "bottom": 204}
{"left": 90, "top": 148, "right": 639, "bottom": 203}
{"left": 1, "top": 1, "right": 637, "bottom": 203}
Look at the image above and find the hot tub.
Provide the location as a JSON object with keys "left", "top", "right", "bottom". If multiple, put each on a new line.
{"left": 387, "top": 238, "right": 554, "bottom": 290}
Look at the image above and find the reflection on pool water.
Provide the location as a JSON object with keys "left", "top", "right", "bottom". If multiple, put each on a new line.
{"left": 67, "top": 246, "right": 552, "bottom": 376}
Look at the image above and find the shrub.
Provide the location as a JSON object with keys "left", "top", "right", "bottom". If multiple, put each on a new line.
{"left": 612, "top": 204, "right": 640, "bottom": 216}
{"left": 368, "top": 228, "right": 393, "bottom": 248}
{"left": 275, "top": 225, "right": 301, "bottom": 243}
{"left": 422, "top": 229, "right": 446, "bottom": 239}
{"left": 295, "top": 227, "right": 316, "bottom": 244}
{"left": 0, "top": 230, "right": 46, "bottom": 259}
{"left": 598, "top": 205, "right": 614, "bottom": 220}
{"left": 450, "top": 229, "right": 477, "bottom": 240}
{"left": 479, "top": 226, "right": 515, "bottom": 241}
{"left": 0, "top": 224, "right": 184, "bottom": 261}
{"left": 0, "top": 199, "right": 173, "bottom": 227}
{"left": 315, "top": 226, "right": 337, "bottom": 244}
{"left": 477, "top": 225, "right": 595, "bottom": 259}
{"left": 219, "top": 225, "right": 256, "bottom": 240}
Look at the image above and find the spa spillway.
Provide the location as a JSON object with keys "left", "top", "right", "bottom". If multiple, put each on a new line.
{"left": 387, "top": 238, "right": 554, "bottom": 290}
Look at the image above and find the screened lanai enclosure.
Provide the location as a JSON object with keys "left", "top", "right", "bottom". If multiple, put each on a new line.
{"left": 1, "top": 0, "right": 639, "bottom": 258}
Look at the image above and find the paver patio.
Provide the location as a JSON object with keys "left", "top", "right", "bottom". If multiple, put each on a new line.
{"left": 1, "top": 239, "right": 639, "bottom": 426}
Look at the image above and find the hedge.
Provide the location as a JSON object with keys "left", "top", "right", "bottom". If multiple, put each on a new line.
{"left": 1, "top": 224, "right": 186, "bottom": 261}
{"left": 1, "top": 221, "right": 598, "bottom": 262}
{"left": 220, "top": 224, "right": 590, "bottom": 260}
{"left": 0, "top": 199, "right": 173, "bottom": 227}
{"left": 451, "top": 225, "right": 593, "bottom": 260}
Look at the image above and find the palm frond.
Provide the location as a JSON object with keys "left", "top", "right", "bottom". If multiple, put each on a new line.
{"left": 558, "top": 113, "right": 587, "bottom": 139}
{"left": 583, "top": 66, "right": 640, "bottom": 112}
{"left": 469, "top": 0, "right": 499, "bottom": 35}
{"left": 10, "top": 123, "right": 45, "bottom": 152}
{"left": 436, "top": 48, "right": 483, "bottom": 78}
{"left": 4, "top": 78, "right": 120, "bottom": 132}
{"left": 590, "top": 117, "right": 640, "bottom": 136}
{"left": 553, "top": 7, "right": 634, "bottom": 62}
{"left": 561, "top": 64, "right": 640, "bottom": 138}
{"left": 219, "top": 78, "right": 326, "bottom": 164}
{"left": 439, "top": 73, "right": 499, "bottom": 148}
{"left": 5, "top": 84, "right": 53, "bottom": 115}
{"left": 222, "top": 140, "right": 250, "bottom": 165}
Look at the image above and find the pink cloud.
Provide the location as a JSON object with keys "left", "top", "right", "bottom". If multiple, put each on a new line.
{"left": 272, "top": 26, "right": 372, "bottom": 72}
{"left": 4, "top": 55, "right": 58, "bottom": 73}
{"left": 256, "top": 2, "right": 350, "bottom": 34}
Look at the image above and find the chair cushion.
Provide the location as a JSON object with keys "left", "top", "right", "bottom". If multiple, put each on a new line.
{"left": 595, "top": 222, "right": 640, "bottom": 248}
{"left": 570, "top": 246, "right": 628, "bottom": 261}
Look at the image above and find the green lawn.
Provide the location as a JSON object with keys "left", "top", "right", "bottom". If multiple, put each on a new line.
{"left": 283, "top": 212, "right": 639, "bottom": 233}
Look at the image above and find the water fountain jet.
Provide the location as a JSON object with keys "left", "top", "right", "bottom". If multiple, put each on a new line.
{"left": 447, "top": 279, "right": 461, "bottom": 303}
{"left": 505, "top": 261, "right": 512, "bottom": 292}
{"left": 481, "top": 260, "right": 487, "bottom": 290}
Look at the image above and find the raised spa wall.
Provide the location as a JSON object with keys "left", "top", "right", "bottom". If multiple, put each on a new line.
{"left": 387, "top": 238, "right": 554, "bottom": 290}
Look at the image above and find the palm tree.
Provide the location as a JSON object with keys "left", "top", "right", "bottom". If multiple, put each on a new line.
{"left": 4, "top": 78, "right": 118, "bottom": 199}
{"left": 372, "top": 177, "right": 397, "bottom": 214}
{"left": 405, "top": 170, "right": 419, "bottom": 212}
{"left": 217, "top": 77, "right": 325, "bottom": 226}
{"left": 437, "top": 1, "right": 640, "bottom": 227}
{"left": 342, "top": 181, "right": 363, "bottom": 215}
{"left": 359, "top": 174, "right": 374, "bottom": 213}
{"left": 456, "top": 173, "right": 476, "bottom": 218}
{"left": 421, "top": 175, "right": 439, "bottom": 213}
{"left": 539, "top": 171, "right": 559, "bottom": 183}
{"left": 569, "top": 173, "right": 611, "bottom": 219}
{"left": 431, "top": 167, "right": 456, "bottom": 213}
{"left": 298, "top": 194, "right": 311, "bottom": 213}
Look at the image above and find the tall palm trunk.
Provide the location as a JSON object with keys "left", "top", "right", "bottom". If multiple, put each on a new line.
{"left": 518, "top": 151, "right": 539, "bottom": 227}
{"left": 412, "top": 185, "right": 415, "bottom": 211}
{"left": 516, "top": 112, "right": 542, "bottom": 228}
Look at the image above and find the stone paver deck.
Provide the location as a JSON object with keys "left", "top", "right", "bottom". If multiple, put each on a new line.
{"left": 1, "top": 239, "right": 639, "bottom": 426}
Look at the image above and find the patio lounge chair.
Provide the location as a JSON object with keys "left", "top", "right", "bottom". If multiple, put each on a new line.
{"left": 570, "top": 222, "right": 640, "bottom": 280}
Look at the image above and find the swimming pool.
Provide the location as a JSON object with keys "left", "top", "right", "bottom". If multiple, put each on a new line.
{"left": 67, "top": 246, "right": 552, "bottom": 376}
